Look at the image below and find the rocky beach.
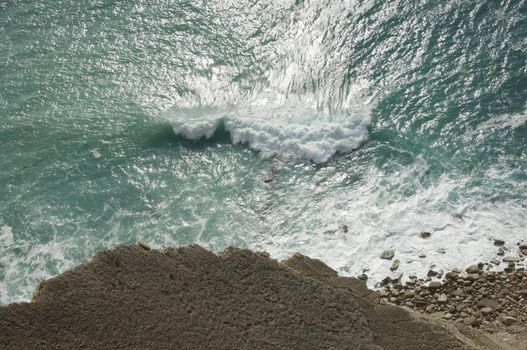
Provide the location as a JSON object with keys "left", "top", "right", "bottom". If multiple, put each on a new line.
{"left": 0, "top": 243, "right": 525, "bottom": 349}
{"left": 378, "top": 240, "right": 527, "bottom": 349}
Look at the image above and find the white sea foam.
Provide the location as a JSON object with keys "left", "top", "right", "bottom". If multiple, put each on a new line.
{"left": 0, "top": 225, "right": 13, "bottom": 246}
{"left": 240, "top": 157, "right": 527, "bottom": 288}
{"left": 166, "top": 94, "right": 371, "bottom": 163}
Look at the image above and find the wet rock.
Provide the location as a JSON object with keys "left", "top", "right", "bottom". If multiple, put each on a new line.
{"left": 497, "top": 248, "right": 504, "bottom": 256}
{"left": 357, "top": 274, "right": 368, "bottom": 282}
{"left": 418, "top": 253, "right": 426, "bottom": 258}
{"left": 339, "top": 224, "right": 348, "bottom": 233}
{"left": 490, "top": 259, "right": 500, "bottom": 265}
{"left": 420, "top": 231, "right": 431, "bottom": 239}
{"left": 390, "top": 259, "right": 400, "bottom": 271}
{"left": 427, "top": 270, "right": 437, "bottom": 277}
{"left": 380, "top": 276, "right": 393, "bottom": 287}
{"left": 380, "top": 250, "right": 395, "bottom": 260}
{"left": 493, "top": 239, "right": 505, "bottom": 246}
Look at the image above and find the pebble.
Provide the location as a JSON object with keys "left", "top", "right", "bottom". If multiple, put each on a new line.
{"left": 493, "top": 239, "right": 505, "bottom": 246}
{"left": 420, "top": 231, "right": 431, "bottom": 239}
{"left": 503, "top": 256, "right": 519, "bottom": 263}
{"left": 390, "top": 259, "right": 400, "bottom": 271}
{"left": 428, "top": 282, "right": 442, "bottom": 290}
{"left": 436, "top": 248, "right": 446, "bottom": 254}
{"left": 465, "top": 265, "right": 480, "bottom": 273}
{"left": 480, "top": 307, "right": 493, "bottom": 316}
{"left": 445, "top": 272, "right": 458, "bottom": 280}
{"left": 499, "top": 316, "right": 517, "bottom": 326}
{"left": 463, "top": 316, "right": 481, "bottom": 327}
{"left": 466, "top": 273, "right": 480, "bottom": 281}
{"left": 358, "top": 274, "right": 368, "bottom": 282}
{"left": 380, "top": 246, "right": 527, "bottom": 331}
{"left": 380, "top": 250, "right": 395, "bottom": 260}
{"left": 427, "top": 270, "right": 437, "bottom": 277}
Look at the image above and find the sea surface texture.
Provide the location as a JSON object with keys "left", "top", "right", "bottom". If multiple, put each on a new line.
{"left": 1, "top": 0, "right": 526, "bottom": 304}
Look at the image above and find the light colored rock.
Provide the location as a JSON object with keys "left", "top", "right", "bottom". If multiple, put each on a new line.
{"left": 465, "top": 265, "right": 480, "bottom": 273}
{"left": 503, "top": 256, "right": 519, "bottom": 263}
{"left": 499, "top": 316, "right": 517, "bottom": 326}
{"left": 380, "top": 250, "right": 395, "bottom": 260}
{"left": 463, "top": 316, "right": 481, "bottom": 327}
{"left": 437, "top": 294, "right": 448, "bottom": 304}
{"left": 480, "top": 307, "right": 493, "bottom": 316}
{"left": 466, "top": 273, "right": 480, "bottom": 281}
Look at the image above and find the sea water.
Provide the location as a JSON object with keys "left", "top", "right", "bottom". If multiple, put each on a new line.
{"left": 0, "top": 0, "right": 526, "bottom": 304}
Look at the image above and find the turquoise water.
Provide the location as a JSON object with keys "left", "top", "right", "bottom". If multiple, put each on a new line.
{"left": 1, "top": 0, "right": 526, "bottom": 304}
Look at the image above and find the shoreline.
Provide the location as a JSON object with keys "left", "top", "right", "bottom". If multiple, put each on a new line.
{"left": 378, "top": 240, "right": 527, "bottom": 348}
{"left": 1, "top": 243, "right": 525, "bottom": 349}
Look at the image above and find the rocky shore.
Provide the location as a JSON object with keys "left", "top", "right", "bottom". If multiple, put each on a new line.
{"left": 0, "top": 243, "right": 525, "bottom": 349}
{"left": 378, "top": 240, "right": 527, "bottom": 349}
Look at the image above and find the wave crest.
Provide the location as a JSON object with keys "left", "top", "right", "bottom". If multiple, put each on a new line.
{"left": 166, "top": 96, "right": 370, "bottom": 163}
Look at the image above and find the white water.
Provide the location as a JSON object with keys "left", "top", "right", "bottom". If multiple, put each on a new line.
{"left": 167, "top": 93, "right": 371, "bottom": 163}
